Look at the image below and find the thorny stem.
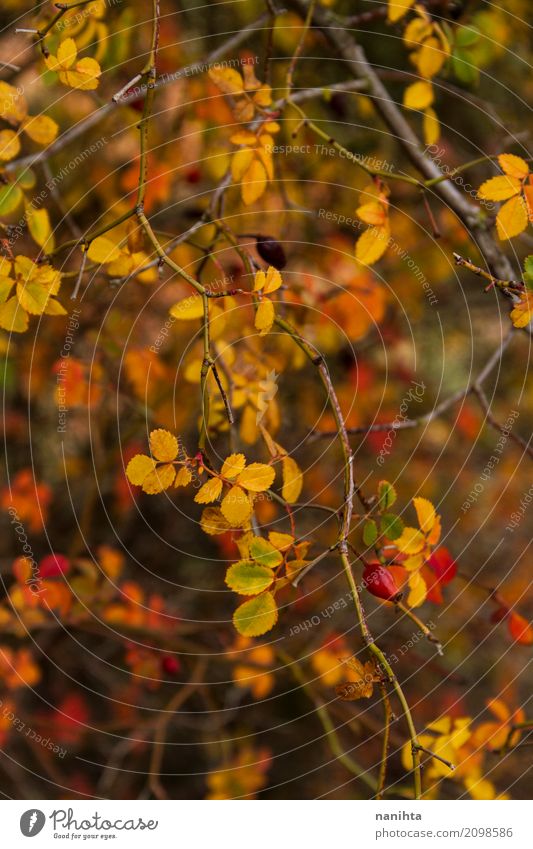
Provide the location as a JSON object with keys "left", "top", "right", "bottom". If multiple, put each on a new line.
{"left": 396, "top": 602, "right": 443, "bottom": 655}
{"left": 225, "top": 226, "right": 422, "bottom": 798}
{"left": 453, "top": 253, "right": 523, "bottom": 295}
{"left": 376, "top": 683, "right": 393, "bottom": 800}
{"left": 148, "top": 658, "right": 207, "bottom": 800}
{"left": 28, "top": 0, "right": 95, "bottom": 56}
{"left": 339, "top": 546, "right": 422, "bottom": 798}
{"left": 314, "top": 329, "right": 519, "bottom": 449}
{"left": 415, "top": 743, "right": 455, "bottom": 771}
{"left": 287, "top": 98, "right": 421, "bottom": 187}
{"left": 285, "top": 0, "right": 316, "bottom": 97}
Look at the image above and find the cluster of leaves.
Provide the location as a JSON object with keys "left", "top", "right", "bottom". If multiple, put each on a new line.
{"left": 362, "top": 483, "right": 444, "bottom": 607}
{"left": 355, "top": 180, "right": 391, "bottom": 265}
{"left": 0, "top": 0, "right": 531, "bottom": 802}
{"left": 0, "top": 256, "right": 64, "bottom": 332}
{"left": 396, "top": 3, "right": 450, "bottom": 145}
{"left": 209, "top": 64, "right": 279, "bottom": 206}
{"left": 126, "top": 428, "right": 305, "bottom": 635}
{"left": 477, "top": 154, "right": 533, "bottom": 241}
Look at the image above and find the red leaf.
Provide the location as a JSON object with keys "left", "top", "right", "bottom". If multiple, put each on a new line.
{"left": 39, "top": 553, "right": 70, "bottom": 578}
{"left": 508, "top": 611, "right": 533, "bottom": 645}
{"left": 427, "top": 547, "right": 457, "bottom": 585}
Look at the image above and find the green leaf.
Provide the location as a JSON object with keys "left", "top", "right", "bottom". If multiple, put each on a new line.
{"left": 0, "top": 184, "right": 23, "bottom": 215}
{"left": 363, "top": 519, "right": 378, "bottom": 547}
{"left": 381, "top": 513, "right": 404, "bottom": 541}
{"left": 249, "top": 536, "right": 283, "bottom": 569}
{"left": 523, "top": 256, "right": 533, "bottom": 291}
{"left": 452, "top": 49, "right": 479, "bottom": 86}
{"left": 13, "top": 167, "right": 36, "bottom": 191}
{"left": 377, "top": 480, "right": 396, "bottom": 511}
{"left": 233, "top": 591, "right": 278, "bottom": 636}
{"left": 225, "top": 560, "right": 274, "bottom": 595}
{"left": 455, "top": 26, "right": 480, "bottom": 48}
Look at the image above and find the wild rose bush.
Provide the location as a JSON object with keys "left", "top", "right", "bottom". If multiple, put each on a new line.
{"left": 0, "top": 0, "right": 531, "bottom": 800}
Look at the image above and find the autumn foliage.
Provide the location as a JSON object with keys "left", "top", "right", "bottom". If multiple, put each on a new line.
{"left": 0, "top": 0, "right": 532, "bottom": 801}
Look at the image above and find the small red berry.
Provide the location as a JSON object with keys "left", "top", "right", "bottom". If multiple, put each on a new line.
{"left": 161, "top": 656, "right": 181, "bottom": 676}
{"left": 363, "top": 561, "right": 401, "bottom": 602}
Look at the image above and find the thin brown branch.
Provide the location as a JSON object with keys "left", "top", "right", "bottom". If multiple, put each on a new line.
{"left": 148, "top": 659, "right": 207, "bottom": 799}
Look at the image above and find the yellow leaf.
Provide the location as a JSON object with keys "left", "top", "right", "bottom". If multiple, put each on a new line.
{"left": 221, "top": 453, "right": 246, "bottom": 479}
{"left": 498, "top": 153, "right": 529, "bottom": 180}
{"left": 57, "top": 38, "right": 77, "bottom": 68}
{"left": 263, "top": 266, "right": 282, "bottom": 294}
{"left": 336, "top": 659, "right": 376, "bottom": 700}
{"left": 241, "top": 158, "right": 267, "bottom": 205}
{"left": 87, "top": 236, "right": 121, "bottom": 264}
{"left": 232, "top": 147, "right": 255, "bottom": 182}
{"left": 242, "top": 64, "right": 262, "bottom": 92}
{"left": 126, "top": 454, "right": 156, "bottom": 485}
{"left": 407, "top": 571, "right": 427, "bottom": 608}
{"left": 285, "top": 558, "right": 308, "bottom": 582}
{"left": 510, "top": 292, "right": 533, "bottom": 328}
{"left": 149, "top": 428, "right": 179, "bottom": 462}
{"left": 403, "top": 553, "right": 425, "bottom": 571}
{"left": 253, "top": 84, "right": 272, "bottom": 107}
{"left": 524, "top": 185, "right": 533, "bottom": 222}
{"left": 234, "top": 98, "right": 255, "bottom": 122}
{"left": 169, "top": 294, "right": 204, "bottom": 320}
{"left": 404, "top": 16, "right": 432, "bottom": 48}
{"left": 477, "top": 175, "right": 522, "bottom": 202}
{"left": 0, "top": 296, "right": 28, "bottom": 332}
{"left": 257, "top": 146, "right": 274, "bottom": 181}
{"left": 0, "top": 81, "right": 27, "bottom": 124}
{"left": 16, "top": 279, "right": 51, "bottom": 315}
{"left": 43, "top": 298, "right": 66, "bottom": 316}
{"left": 395, "top": 526, "right": 426, "bottom": 554}
{"left": 233, "top": 591, "right": 278, "bottom": 636}
{"left": 0, "top": 129, "right": 20, "bottom": 162}
{"left": 249, "top": 536, "right": 282, "bottom": 568}
{"left": 22, "top": 115, "right": 59, "bottom": 146}
{"left": 240, "top": 404, "right": 259, "bottom": 444}
{"left": 496, "top": 194, "right": 528, "bottom": 240}
{"left": 194, "top": 476, "right": 223, "bottom": 504}
{"left": 427, "top": 513, "right": 441, "bottom": 546}
{"left": 403, "top": 80, "right": 434, "bottom": 110}
{"left": 253, "top": 270, "right": 266, "bottom": 291}
{"left": 174, "top": 466, "right": 193, "bottom": 487}
{"left": 208, "top": 66, "right": 244, "bottom": 95}
{"left": 237, "top": 462, "right": 275, "bottom": 492}
{"left": 200, "top": 506, "right": 231, "bottom": 535}
{"left": 355, "top": 225, "right": 390, "bottom": 265}
{"left": 268, "top": 531, "right": 294, "bottom": 551}
{"left": 356, "top": 201, "right": 387, "bottom": 226}
{"left": 230, "top": 130, "right": 257, "bottom": 146}
{"left": 423, "top": 107, "right": 440, "bottom": 146}
{"left": 281, "top": 456, "right": 303, "bottom": 504}
{"left": 388, "top": 0, "right": 415, "bottom": 23}
{"left": 416, "top": 36, "right": 446, "bottom": 78}
{"left": 25, "top": 206, "right": 54, "bottom": 251}
{"left": 255, "top": 298, "right": 275, "bottom": 335}
{"left": 413, "top": 496, "right": 436, "bottom": 533}
{"left": 142, "top": 463, "right": 176, "bottom": 494}
{"left": 64, "top": 57, "right": 101, "bottom": 91}
{"left": 221, "top": 485, "right": 253, "bottom": 526}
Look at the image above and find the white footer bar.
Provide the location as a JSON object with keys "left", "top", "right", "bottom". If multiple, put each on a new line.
{"left": 3, "top": 800, "right": 530, "bottom": 848}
